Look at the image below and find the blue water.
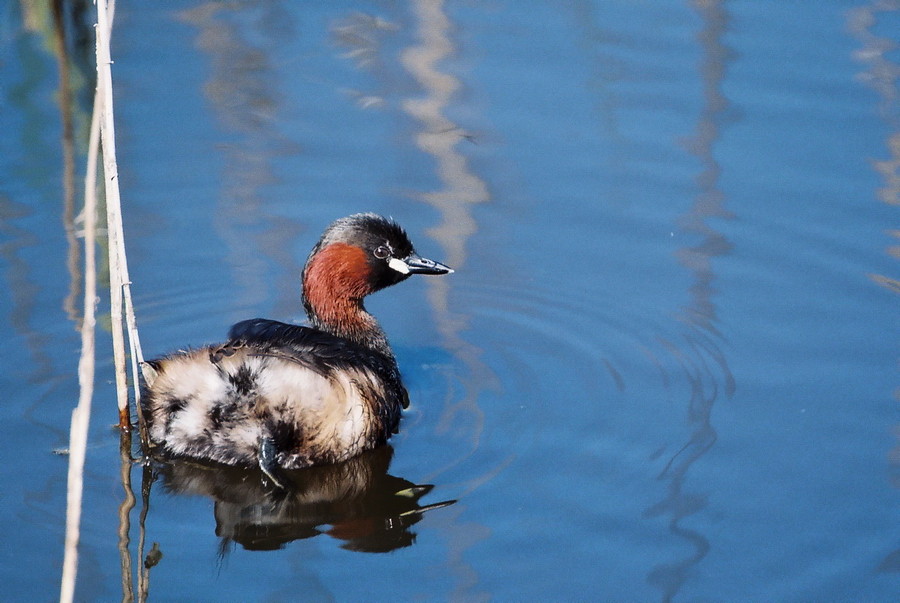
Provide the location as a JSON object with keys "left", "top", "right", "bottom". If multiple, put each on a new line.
{"left": 1, "top": 1, "right": 898, "bottom": 601}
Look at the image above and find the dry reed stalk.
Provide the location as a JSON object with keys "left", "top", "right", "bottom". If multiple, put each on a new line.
{"left": 61, "top": 1, "right": 140, "bottom": 600}
{"left": 93, "top": 0, "right": 135, "bottom": 429}
{"left": 59, "top": 46, "right": 101, "bottom": 603}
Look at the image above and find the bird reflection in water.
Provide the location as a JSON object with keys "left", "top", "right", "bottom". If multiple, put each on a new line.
{"left": 150, "top": 446, "right": 454, "bottom": 553}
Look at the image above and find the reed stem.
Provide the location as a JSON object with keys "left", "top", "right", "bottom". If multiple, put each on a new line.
{"left": 59, "top": 29, "right": 101, "bottom": 603}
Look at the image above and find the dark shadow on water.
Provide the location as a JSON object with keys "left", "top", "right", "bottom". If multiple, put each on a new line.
{"left": 152, "top": 445, "right": 455, "bottom": 554}
{"left": 644, "top": 1, "right": 736, "bottom": 600}
{"left": 566, "top": 0, "right": 736, "bottom": 598}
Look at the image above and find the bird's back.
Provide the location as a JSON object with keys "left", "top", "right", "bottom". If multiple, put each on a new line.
{"left": 142, "top": 319, "right": 407, "bottom": 469}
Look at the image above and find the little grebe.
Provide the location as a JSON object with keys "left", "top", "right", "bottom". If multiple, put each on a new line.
{"left": 141, "top": 213, "right": 452, "bottom": 484}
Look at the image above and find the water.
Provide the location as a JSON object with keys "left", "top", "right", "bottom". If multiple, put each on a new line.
{"left": 1, "top": 1, "right": 898, "bottom": 601}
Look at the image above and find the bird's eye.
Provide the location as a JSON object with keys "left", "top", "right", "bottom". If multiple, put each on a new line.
{"left": 374, "top": 245, "right": 390, "bottom": 259}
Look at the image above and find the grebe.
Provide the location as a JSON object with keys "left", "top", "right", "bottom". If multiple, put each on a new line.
{"left": 141, "top": 213, "right": 452, "bottom": 485}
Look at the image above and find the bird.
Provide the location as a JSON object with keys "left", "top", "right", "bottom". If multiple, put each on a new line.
{"left": 140, "top": 213, "right": 452, "bottom": 486}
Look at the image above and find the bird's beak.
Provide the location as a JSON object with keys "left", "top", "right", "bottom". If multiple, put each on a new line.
{"left": 389, "top": 254, "right": 454, "bottom": 275}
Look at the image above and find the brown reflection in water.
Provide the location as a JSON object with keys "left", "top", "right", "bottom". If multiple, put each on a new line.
{"left": 849, "top": 1, "right": 900, "bottom": 292}
{"left": 7, "top": 1, "right": 92, "bottom": 395}
{"left": 50, "top": 5, "right": 94, "bottom": 320}
{"left": 153, "top": 446, "right": 453, "bottom": 553}
{"left": 641, "top": 2, "right": 736, "bottom": 600}
{"left": 52, "top": 0, "right": 79, "bottom": 323}
{"left": 178, "top": 3, "right": 305, "bottom": 319}
{"left": 117, "top": 435, "right": 137, "bottom": 602}
{"left": 28, "top": 0, "right": 94, "bottom": 326}
{"left": 847, "top": 0, "right": 900, "bottom": 573}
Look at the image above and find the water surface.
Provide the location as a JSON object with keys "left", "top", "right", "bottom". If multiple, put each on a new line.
{"left": 0, "top": 1, "right": 897, "bottom": 601}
